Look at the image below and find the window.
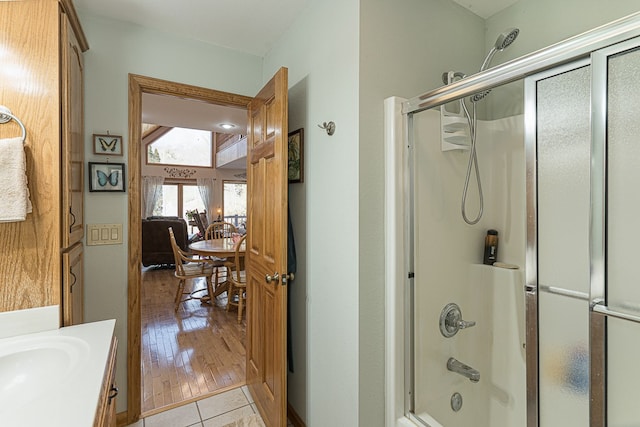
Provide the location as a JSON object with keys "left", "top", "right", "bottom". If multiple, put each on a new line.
{"left": 146, "top": 127, "right": 213, "bottom": 167}
{"left": 152, "top": 183, "right": 205, "bottom": 224}
{"left": 222, "top": 181, "right": 247, "bottom": 228}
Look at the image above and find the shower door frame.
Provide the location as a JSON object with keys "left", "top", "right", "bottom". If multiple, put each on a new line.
{"left": 385, "top": 11, "right": 640, "bottom": 427}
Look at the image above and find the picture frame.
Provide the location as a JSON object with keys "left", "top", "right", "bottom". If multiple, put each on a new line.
{"left": 93, "top": 133, "right": 123, "bottom": 156}
{"left": 89, "top": 162, "right": 126, "bottom": 192}
{"left": 288, "top": 128, "right": 304, "bottom": 183}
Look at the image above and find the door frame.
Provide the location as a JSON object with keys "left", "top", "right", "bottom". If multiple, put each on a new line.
{"left": 126, "top": 74, "right": 252, "bottom": 424}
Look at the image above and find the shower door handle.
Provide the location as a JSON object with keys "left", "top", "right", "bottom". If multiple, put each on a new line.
{"left": 592, "top": 301, "right": 640, "bottom": 324}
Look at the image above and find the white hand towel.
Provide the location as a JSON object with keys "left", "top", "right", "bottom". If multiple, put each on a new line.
{"left": 0, "top": 137, "right": 32, "bottom": 222}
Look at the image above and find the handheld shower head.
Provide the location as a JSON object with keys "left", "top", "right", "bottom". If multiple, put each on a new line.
{"left": 471, "top": 28, "right": 520, "bottom": 102}
{"left": 495, "top": 28, "right": 519, "bottom": 50}
{"left": 479, "top": 27, "right": 520, "bottom": 72}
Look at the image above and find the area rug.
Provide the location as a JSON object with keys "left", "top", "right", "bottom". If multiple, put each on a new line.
{"left": 222, "top": 414, "right": 266, "bottom": 427}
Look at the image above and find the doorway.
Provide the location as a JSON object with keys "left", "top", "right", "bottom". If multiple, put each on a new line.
{"left": 127, "top": 74, "right": 253, "bottom": 423}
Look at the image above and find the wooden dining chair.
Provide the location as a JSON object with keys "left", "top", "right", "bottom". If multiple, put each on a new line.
{"left": 204, "top": 221, "right": 237, "bottom": 240}
{"left": 168, "top": 227, "right": 216, "bottom": 312}
{"left": 225, "top": 234, "right": 247, "bottom": 323}
{"left": 201, "top": 221, "right": 237, "bottom": 291}
{"left": 192, "top": 209, "right": 207, "bottom": 239}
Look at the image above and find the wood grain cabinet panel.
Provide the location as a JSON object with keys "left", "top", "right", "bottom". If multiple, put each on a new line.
{"left": 62, "top": 10, "right": 85, "bottom": 248}
{"left": 62, "top": 241, "right": 83, "bottom": 326}
{"left": 95, "top": 337, "right": 118, "bottom": 427}
{"left": 0, "top": 1, "right": 87, "bottom": 317}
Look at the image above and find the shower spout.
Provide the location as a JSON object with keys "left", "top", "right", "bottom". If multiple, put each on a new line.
{"left": 447, "top": 357, "right": 480, "bottom": 383}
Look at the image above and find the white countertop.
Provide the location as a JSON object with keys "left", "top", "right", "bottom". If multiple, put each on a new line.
{"left": 0, "top": 319, "right": 116, "bottom": 426}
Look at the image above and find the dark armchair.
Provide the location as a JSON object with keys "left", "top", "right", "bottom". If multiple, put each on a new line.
{"left": 142, "top": 216, "right": 189, "bottom": 267}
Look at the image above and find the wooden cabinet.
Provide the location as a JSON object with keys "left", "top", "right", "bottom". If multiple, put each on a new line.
{"left": 0, "top": 0, "right": 88, "bottom": 316}
{"left": 62, "top": 9, "right": 85, "bottom": 248}
{"left": 62, "top": 242, "right": 84, "bottom": 326}
{"left": 60, "top": 4, "right": 85, "bottom": 325}
{"left": 95, "top": 336, "right": 118, "bottom": 427}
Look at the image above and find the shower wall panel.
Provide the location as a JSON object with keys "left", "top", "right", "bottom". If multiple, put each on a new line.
{"left": 412, "top": 109, "right": 525, "bottom": 427}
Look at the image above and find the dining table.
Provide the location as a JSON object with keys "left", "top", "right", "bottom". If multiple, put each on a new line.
{"left": 189, "top": 237, "right": 246, "bottom": 298}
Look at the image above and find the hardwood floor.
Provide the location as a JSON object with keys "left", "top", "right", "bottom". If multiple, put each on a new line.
{"left": 141, "top": 266, "right": 246, "bottom": 415}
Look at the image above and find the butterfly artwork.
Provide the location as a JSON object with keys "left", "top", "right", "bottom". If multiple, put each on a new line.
{"left": 96, "top": 170, "right": 119, "bottom": 187}
{"left": 99, "top": 137, "right": 118, "bottom": 152}
{"left": 93, "top": 134, "right": 123, "bottom": 156}
{"left": 89, "top": 162, "right": 126, "bottom": 192}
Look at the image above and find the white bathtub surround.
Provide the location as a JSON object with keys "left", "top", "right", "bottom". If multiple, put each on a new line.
{"left": 384, "top": 97, "right": 526, "bottom": 426}
{"left": 0, "top": 319, "right": 116, "bottom": 426}
{"left": 0, "top": 305, "right": 59, "bottom": 339}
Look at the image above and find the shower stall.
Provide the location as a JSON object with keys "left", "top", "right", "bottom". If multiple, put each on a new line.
{"left": 384, "top": 12, "right": 640, "bottom": 427}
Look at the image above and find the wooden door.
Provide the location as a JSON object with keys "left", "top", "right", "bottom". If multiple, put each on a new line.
{"left": 246, "top": 67, "right": 288, "bottom": 427}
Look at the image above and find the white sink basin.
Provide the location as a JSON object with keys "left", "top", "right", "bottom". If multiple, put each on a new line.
{"left": 0, "top": 335, "right": 90, "bottom": 412}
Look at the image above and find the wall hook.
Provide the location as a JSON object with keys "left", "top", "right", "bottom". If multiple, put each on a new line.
{"left": 318, "top": 121, "right": 335, "bottom": 136}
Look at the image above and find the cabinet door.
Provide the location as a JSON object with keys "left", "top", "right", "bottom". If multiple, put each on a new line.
{"left": 61, "top": 12, "right": 84, "bottom": 247}
{"left": 95, "top": 337, "right": 118, "bottom": 427}
{"left": 62, "top": 241, "right": 83, "bottom": 326}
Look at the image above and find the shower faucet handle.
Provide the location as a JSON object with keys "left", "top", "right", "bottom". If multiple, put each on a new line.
{"left": 457, "top": 319, "right": 476, "bottom": 329}
{"left": 440, "top": 303, "right": 476, "bottom": 337}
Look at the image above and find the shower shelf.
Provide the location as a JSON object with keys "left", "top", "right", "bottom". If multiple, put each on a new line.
{"left": 440, "top": 105, "right": 470, "bottom": 151}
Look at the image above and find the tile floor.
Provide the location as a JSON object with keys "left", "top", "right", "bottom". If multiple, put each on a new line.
{"left": 126, "top": 385, "right": 294, "bottom": 427}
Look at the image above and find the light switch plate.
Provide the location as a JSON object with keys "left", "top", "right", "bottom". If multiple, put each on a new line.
{"left": 86, "top": 224, "right": 123, "bottom": 246}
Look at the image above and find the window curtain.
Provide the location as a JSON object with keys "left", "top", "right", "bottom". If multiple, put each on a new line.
{"left": 196, "top": 177, "right": 215, "bottom": 223}
{"left": 141, "top": 176, "right": 164, "bottom": 219}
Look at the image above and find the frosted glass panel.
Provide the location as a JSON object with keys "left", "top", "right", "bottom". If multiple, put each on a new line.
{"left": 538, "top": 291, "right": 589, "bottom": 427}
{"left": 608, "top": 317, "right": 640, "bottom": 426}
{"left": 607, "top": 47, "right": 640, "bottom": 307}
{"left": 536, "top": 66, "right": 591, "bottom": 294}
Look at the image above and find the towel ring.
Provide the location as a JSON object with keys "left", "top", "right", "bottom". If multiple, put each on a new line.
{"left": 0, "top": 105, "right": 27, "bottom": 143}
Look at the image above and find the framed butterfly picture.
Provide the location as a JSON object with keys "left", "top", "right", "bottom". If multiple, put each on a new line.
{"left": 93, "top": 133, "right": 123, "bottom": 156}
{"left": 89, "top": 162, "right": 126, "bottom": 192}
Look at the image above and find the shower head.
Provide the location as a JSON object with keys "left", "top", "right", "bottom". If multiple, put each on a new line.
{"left": 495, "top": 27, "right": 519, "bottom": 51}
{"left": 471, "top": 28, "right": 520, "bottom": 102}
{"left": 479, "top": 28, "right": 520, "bottom": 72}
{"left": 470, "top": 90, "right": 491, "bottom": 103}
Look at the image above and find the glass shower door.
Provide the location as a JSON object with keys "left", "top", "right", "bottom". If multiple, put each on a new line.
{"left": 591, "top": 38, "right": 640, "bottom": 427}
{"left": 527, "top": 60, "right": 592, "bottom": 427}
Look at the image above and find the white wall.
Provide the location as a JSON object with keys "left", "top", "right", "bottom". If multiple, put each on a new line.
{"left": 78, "top": 12, "right": 263, "bottom": 412}
{"left": 262, "top": 0, "right": 360, "bottom": 425}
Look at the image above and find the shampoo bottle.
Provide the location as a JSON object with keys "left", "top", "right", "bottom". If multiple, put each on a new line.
{"left": 483, "top": 229, "right": 499, "bottom": 265}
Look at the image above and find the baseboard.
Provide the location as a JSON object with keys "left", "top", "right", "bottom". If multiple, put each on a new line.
{"left": 287, "top": 402, "right": 306, "bottom": 427}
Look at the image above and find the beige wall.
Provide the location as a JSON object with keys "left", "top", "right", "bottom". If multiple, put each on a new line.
{"left": 485, "top": 0, "right": 640, "bottom": 119}
{"left": 359, "top": 1, "right": 484, "bottom": 425}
